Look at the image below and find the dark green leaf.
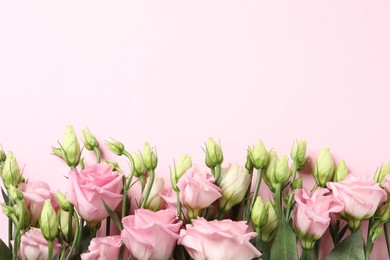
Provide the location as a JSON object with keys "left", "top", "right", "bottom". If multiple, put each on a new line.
{"left": 270, "top": 220, "right": 298, "bottom": 260}
{"left": 102, "top": 199, "right": 122, "bottom": 231}
{"left": 0, "top": 238, "right": 12, "bottom": 260}
{"left": 1, "top": 187, "right": 9, "bottom": 205}
{"left": 325, "top": 231, "right": 365, "bottom": 260}
{"left": 79, "top": 225, "right": 92, "bottom": 254}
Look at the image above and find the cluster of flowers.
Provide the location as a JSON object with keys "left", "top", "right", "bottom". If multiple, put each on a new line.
{"left": 1, "top": 125, "right": 390, "bottom": 260}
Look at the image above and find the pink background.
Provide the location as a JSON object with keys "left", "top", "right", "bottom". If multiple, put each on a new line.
{"left": 1, "top": 1, "right": 390, "bottom": 258}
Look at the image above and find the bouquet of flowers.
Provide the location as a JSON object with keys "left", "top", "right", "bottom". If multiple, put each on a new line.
{"left": 1, "top": 125, "right": 390, "bottom": 260}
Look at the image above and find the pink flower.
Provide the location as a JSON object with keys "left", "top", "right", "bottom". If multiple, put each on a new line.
{"left": 160, "top": 187, "right": 178, "bottom": 210}
{"left": 19, "top": 181, "right": 59, "bottom": 225}
{"left": 293, "top": 188, "right": 343, "bottom": 248}
{"left": 382, "top": 174, "right": 390, "bottom": 192}
{"left": 67, "top": 164, "right": 123, "bottom": 222}
{"left": 327, "top": 174, "right": 387, "bottom": 220}
{"left": 18, "top": 228, "right": 61, "bottom": 260}
{"left": 178, "top": 218, "right": 261, "bottom": 260}
{"left": 81, "top": 236, "right": 128, "bottom": 260}
{"left": 177, "top": 165, "right": 221, "bottom": 211}
{"left": 121, "top": 209, "right": 182, "bottom": 260}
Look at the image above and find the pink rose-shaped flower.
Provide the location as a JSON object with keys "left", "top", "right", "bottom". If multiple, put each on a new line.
{"left": 177, "top": 165, "right": 221, "bottom": 213}
{"left": 67, "top": 164, "right": 123, "bottom": 222}
{"left": 178, "top": 218, "right": 261, "bottom": 260}
{"left": 18, "top": 228, "right": 61, "bottom": 260}
{"left": 81, "top": 236, "right": 129, "bottom": 260}
{"left": 19, "top": 181, "right": 59, "bottom": 225}
{"left": 121, "top": 208, "right": 182, "bottom": 260}
{"left": 293, "top": 188, "right": 344, "bottom": 249}
{"left": 327, "top": 174, "right": 387, "bottom": 220}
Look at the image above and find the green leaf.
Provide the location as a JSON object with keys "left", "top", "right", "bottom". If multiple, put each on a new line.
{"left": 0, "top": 238, "right": 12, "bottom": 260}
{"left": 1, "top": 187, "right": 9, "bottom": 205}
{"left": 102, "top": 199, "right": 122, "bottom": 231}
{"left": 325, "top": 231, "right": 365, "bottom": 260}
{"left": 270, "top": 220, "right": 298, "bottom": 260}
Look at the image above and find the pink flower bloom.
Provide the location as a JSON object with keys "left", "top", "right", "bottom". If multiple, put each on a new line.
{"left": 67, "top": 164, "right": 123, "bottom": 222}
{"left": 178, "top": 218, "right": 261, "bottom": 260}
{"left": 327, "top": 174, "right": 387, "bottom": 220}
{"left": 19, "top": 181, "right": 59, "bottom": 226}
{"left": 81, "top": 236, "right": 128, "bottom": 260}
{"left": 177, "top": 165, "right": 221, "bottom": 211}
{"left": 121, "top": 209, "right": 182, "bottom": 260}
{"left": 293, "top": 188, "right": 343, "bottom": 240}
{"left": 160, "top": 187, "right": 178, "bottom": 210}
{"left": 18, "top": 228, "right": 61, "bottom": 260}
{"left": 382, "top": 174, "right": 390, "bottom": 192}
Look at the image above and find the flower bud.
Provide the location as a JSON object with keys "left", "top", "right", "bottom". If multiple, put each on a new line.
{"left": 290, "top": 140, "right": 308, "bottom": 171}
{"left": 172, "top": 154, "right": 192, "bottom": 181}
{"left": 105, "top": 161, "right": 123, "bottom": 173}
{"left": 245, "top": 152, "right": 253, "bottom": 172}
{"left": 376, "top": 200, "right": 390, "bottom": 223}
{"left": 251, "top": 197, "right": 268, "bottom": 231}
{"left": 142, "top": 142, "right": 158, "bottom": 171}
{"left": 8, "top": 185, "right": 24, "bottom": 201}
{"left": 40, "top": 199, "right": 58, "bottom": 241}
{"left": 313, "top": 148, "right": 335, "bottom": 187}
{"left": 275, "top": 155, "right": 290, "bottom": 184}
{"left": 1, "top": 151, "right": 22, "bottom": 189}
{"left": 59, "top": 209, "right": 75, "bottom": 241}
{"left": 60, "top": 125, "right": 81, "bottom": 168}
{"left": 13, "top": 200, "right": 31, "bottom": 229}
{"left": 0, "top": 148, "right": 6, "bottom": 163}
{"left": 51, "top": 147, "right": 63, "bottom": 159}
{"left": 130, "top": 152, "right": 145, "bottom": 177}
{"left": 264, "top": 150, "right": 278, "bottom": 192}
{"left": 374, "top": 161, "right": 390, "bottom": 186}
{"left": 2, "top": 204, "right": 14, "bottom": 217}
{"left": 333, "top": 160, "right": 349, "bottom": 182}
{"left": 261, "top": 201, "right": 279, "bottom": 243}
{"left": 370, "top": 225, "right": 383, "bottom": 242}
{"left": 105, "top": 139, "right": 125, "bottom": 156}
{"left": 142, "top": 177, "right": 165, "bottom": 211}
{"left": 292, "top": 174, "right": 303, "bottom": 190}
{"left": 55, "top": 191, "right": 70, "bottom": 211}
{"left": 82, "top": 129, "right": 99, "bottom": 151}
{"left": 205, "top": 138, "right": 223, "bottom": 167}
{"left": 219, "top": 164, "right": 251, "bottom": 212}
{"left": 249, "top": 140, "right": 269, "bottom": 170}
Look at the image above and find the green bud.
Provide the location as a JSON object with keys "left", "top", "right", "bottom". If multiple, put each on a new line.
{"left": 8, "top": 185, "right": 23, "bottom": 201}
{"left": 51, "top": 147, "right": 63, "bottom": 159}
{"left": 142, "top": 142, "right": 158, "bottom": 171}
{"left": 249, "top": 140, "right": 269, "bottom": 170}
{"left": 376, "top": 201, "right": 390, "bottom": 223}
{"left": 105, "top": 161, "right": 123, "bottom": 173}
{"left": 13, "top": 200, "right": 31, "bottom": 229}
{"left": 333, "top": 160, "right": 349, "bottom": 182}
{"left": 40, "top": 199, "right": 58, "bottom": 241}
{"left": 59, "top": 210, "right": 75, "bottom": 241}
{"left": 172, "top": 154, "right": 192, "bottom": 181}
{"left": 261, "top": 201, "right": 279, "bottom": 243}
{"left": 130, "top": 152, "right": 145, "bottom": 177}
{"left": 374, "top": 161, "right": 390, "bottom": 186}
{"left": 292, "top": 174, "right": 303, "bottom": 190}
{"left": 0, "top": 148, "right": 6, "bottom": 163}
{"left": 251, "top": 196, "right": 268, "bottom": 231}
{"left": 205, "top": 138, "right": 223, "bottom": 167}
{"left": 347, "top": 219, "right": 361, "bottom": 232}
{"left": 2, "top": 204, "right": 14, "bottom": 217}
{"left": 313, "top": 148, "right": 335, "bottom": 187}
{"left": 60, "top": 125, "right": 81, "bottom": 168}
{"left": 274, "top": 155, "right": 290, "bottom": 184}
{"left": 105, "top": 139, "right": 125, "bottom": 156}
{"left": 1, "top": 151, "right": 22, "bottom": 189}
{"left": 290, "top": 140, "right": 308, "bottom": 171}
{"left": 82, "top": 129, "right": 99, "bottom": 151}
{"left": 142, "top": 177, "right": 165, "bottom": 211}
{"left": 370, "top": 224, "right": 383, "bottom": 242}
{"left": 245, "top": 151, "right": 254, "bottom": 172}
{"left": 264, "top": 150, "right": 278, "bottom": 192}
{"left": 55, "top": 191, "right": 70, "bottom": 211}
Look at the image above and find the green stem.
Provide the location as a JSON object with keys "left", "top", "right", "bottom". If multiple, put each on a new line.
{"left": 300, "top": 248, "right": 314, "bottom": 260}
{"left": 215, "top": 164, "right": 222, "bottom": 186}
{"left": 66, "top": 213, "right": 80, "bottom": 260}
{"left": 285, "top": 163, "right": 298, "bottom": 220}
{"left": 140, "top": 175, "right": 146, "bottom": 192}
{"left": 141, "top": 169, "right": 155, "bottom": 208}
{"left": 13, "top": 200, "right": 25, "bottom": 260}
{"left": 274, "top": 183, "right": 283, "bottom": 221}
{"left": 8, "top": 218, "right": 12, "bottom": 251}
{"left": 365, "top": 220, "right": 374, "bottom": 260}
{"left": 47, "top": 240, "right": 54, "bottom": 260}
{"left": 67, "top": 204, "right": 74, "bottom": 242}
{"left": 250, "top": 168, "right": 263, "bottom": 210}
{"left": 243, "top": 167, "right": 254, "bottom": 222}
{"left": 93, "top": 147, "right": 101, "bottom": 163}
{"left": 384, "top": 223, "right": 390, "bottom": 258}
{"left": 176, "top": 192, "right": 182, "bottom": 219}
{"left": 217, "top": 211, "right": 225, "bottom": 220}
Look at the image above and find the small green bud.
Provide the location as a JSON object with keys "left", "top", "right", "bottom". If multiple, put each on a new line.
{"left": 105, "top": 139, "right": 125, "bottom": 156}
{"left": 274, "top": 155, "right": 290, "bottom": 184}
{"left": 374, "top": 161, "right": 390, "bottom": 186}
{"left": 249, "top": 140, "right": 269, "bottom": 170}
{"left": 55, "top": 191, "right": 70, "bottom": 211}
{"left": 1, "top": 151, "right": 22, "bottom": 189}
{"left": 251, "top": 196, "right": 268, "bottom": 231}
{"left": 245, "top": 151, "right": 254, "bottom": 172}
{"left": 261, "top": 201, "right": 279, "bottom": 243}
{"left": 8, "top": 185, "right": 24, "bottom": 201}
{"left": 333, "top": 160, "right": 349, "bottom": 182}
{"left": 60, "top": 125, "right": 81, "bottom": 168}
{"left": 82, "top": 129, "right": 99, "bottom": 151}
{"left": 172, "top": 154, "right": 192, "bottom": 181}
{"left": 313, "top": 148, "right": 335, "bottom": 187}
{"left": 290, "top": 140, "right": 308, "bottom": 171}
{"left": 142, "top": 177, "right": 165, "bottom": 211}
{"left": 142, "top": 142, "right": 158, "bottom": 171}
{"left": 13, "top": 200, "right": 31, "bottom": 229}
{"left": 370, "top": 225, "right": 383, "bottom": 242}
{"left": 130, "top": 152, "right": 145, "bottom": 177}
{"left": 205, "top": 138, "right": 223, "bottom": 167}
{"left": 0, "top": 148, "right": 6, "bottom": 163}
{"left": 59, "top": 210, "right": 75, "bottom": 241}
{"left": 264, "top": 150, "right": 278, "bottom": 192}
{"left": 105, "top": 161, "right": 123, "bottom": 173}
{"left": 2, "top": 204, "right": 14, "bottom": 217}
{"left": 40, "top": 199, "right": 58, "bottom": 241}
{"left": 292, "top": 174, "right": 303, "bottom": 190}
{"left": 376, "top": 201, "right": 390, "bottom": 223}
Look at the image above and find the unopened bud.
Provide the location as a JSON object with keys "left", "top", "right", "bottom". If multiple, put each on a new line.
{"left": 8, "top": 185, "right": 23, "bottom": 201}
{"left": 261, "top": 201, "right": 279, "bottom": 243}
{"left": 142, "top": 143, "right": 157, "bottom": 171}
{"left": 313, "top": 148, "right": 335, "bottom": 187}
{"left": 130, "top": 152, "right": 145, "bottom": 177}
{"left": 248, "top": 140, "right": 269, "bottom": 170}
{"left": 40, "top": 199, "right": 58, "bottom": 241}
{"left": 374, "top": 161, "right": 390, "bottom": 186}
{"left": 251, "top": 197, "right": 268, "bottom": 231}
{"left": 333, "top": 160, "right": 349, "bottom": 182}
{"left": 55, "top": 191, "right": 70, "bottom": 211}
{"left": 1, "top": 151, "right": 23, "bottom": 189}
{"left": 291, "top": 140, "right": 308, "bottom": 171}
{"left": 105, "top": 139, "right": 125, "bottom": 156}
{"left": 275, "top": 155, "right": 290, "bottom": 185}
{"left": 205, "top": 138, "right": 223, "bottom": 167}
{"left": 82, "top": 129, "right": 99, "bottom": 151}
{"left": 60, "top": 125, "right": 81, "bottom": 168}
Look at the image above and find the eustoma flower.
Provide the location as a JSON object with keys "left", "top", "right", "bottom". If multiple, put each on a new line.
{"left": 293, "top": 188, "right": 343, "bottom": 249}
{"left": 178, "top": 218, "right": 261, "bottom": 260}
{"left": 81, "top": 236, "right": 129, "bottom": 260}
{"left": 177, "top": 165, "right": 221, "bottom": 218}
{"left": 327, "top": 174, "right": 387, "bottom": 230}
{"left": 121, "top": 209, "right": 182, "bottom": 260}
{"left": 67, "top": 164, "right": 123, "bottom": 222}
{"left": 18, "top": 228, "right": 61, "bottom": 260}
